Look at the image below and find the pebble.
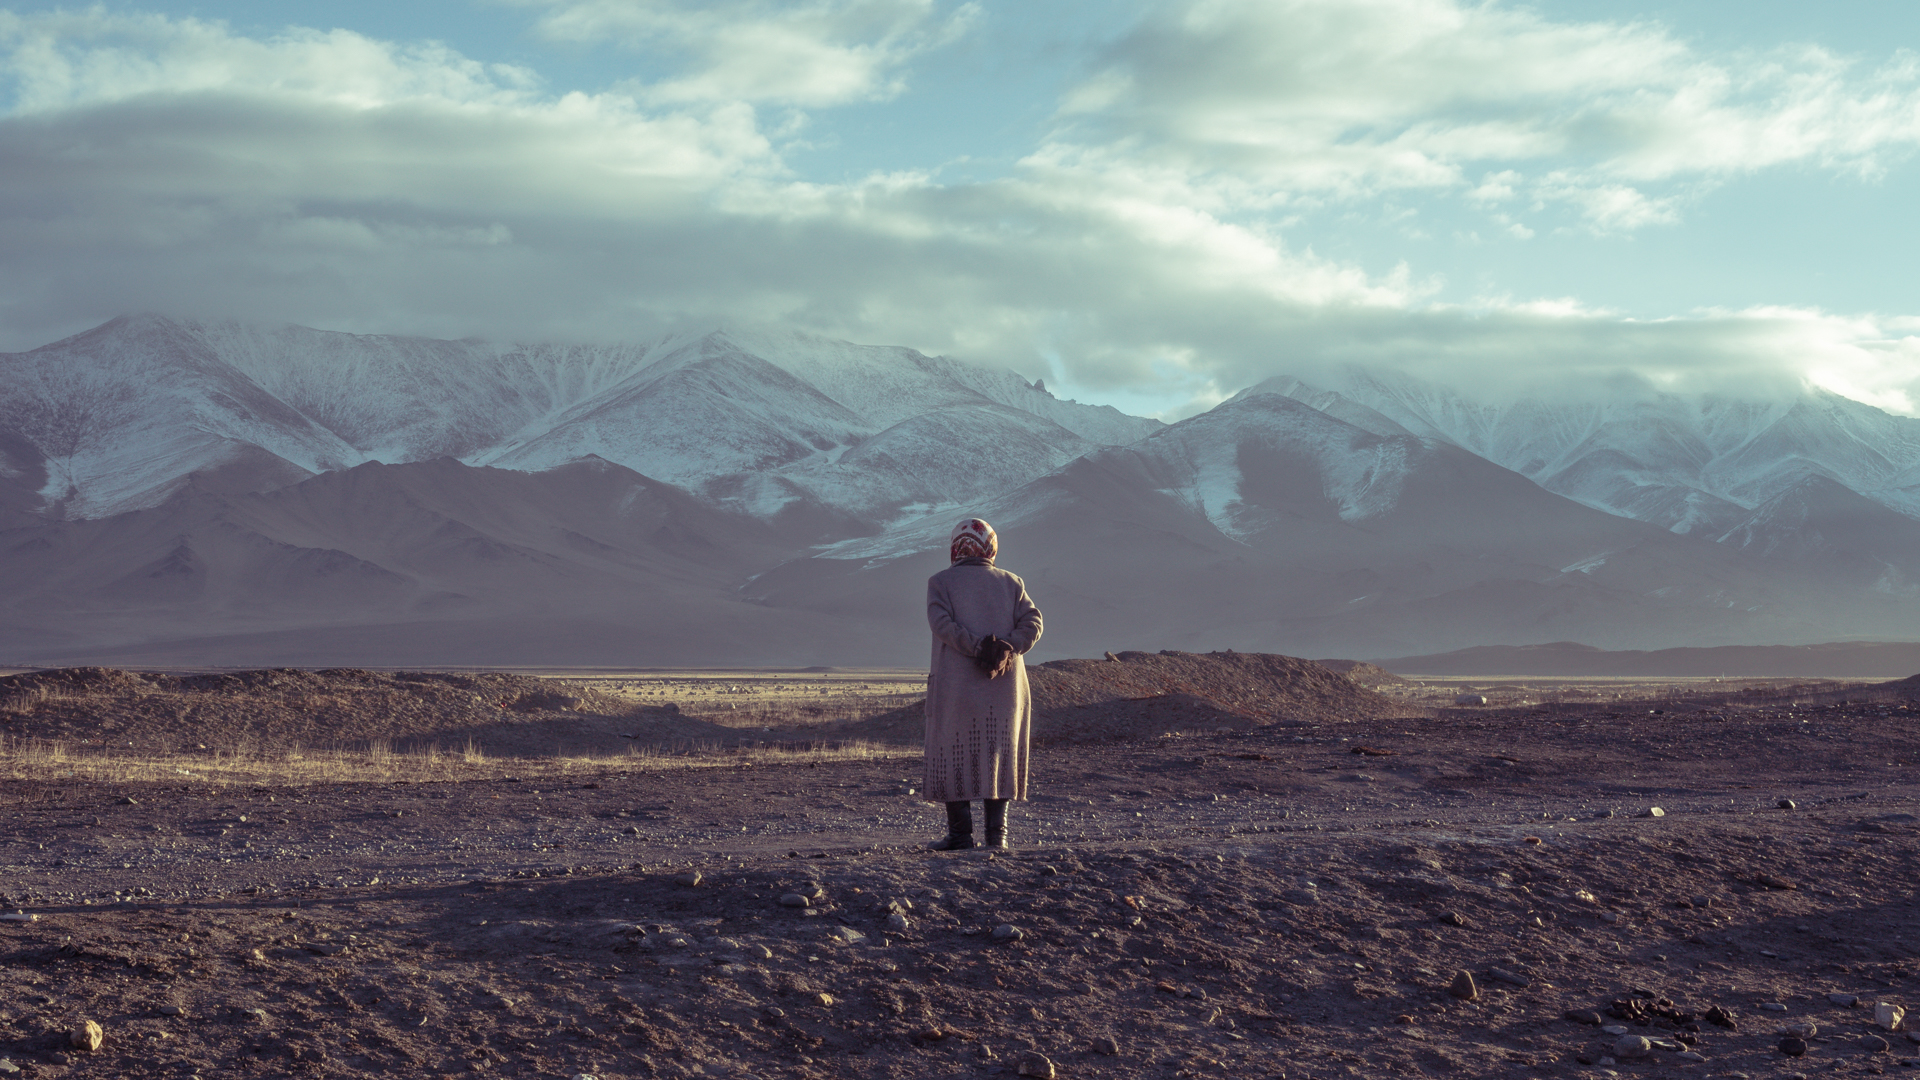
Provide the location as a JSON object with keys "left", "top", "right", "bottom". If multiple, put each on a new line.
{"left": 1602, "top": 1024, "right": 1630, "bottom": 1036}
{"left": 1677, "top": 1050, "right": 1709, "bottom": 1062}
{"left": 747, "top": 943, "right": 774, "bottom": 960}
{"left": 673, "top": 871, "right": 702, "bottom": 887}
{"left": 800, "top": 883, "right": 826, "bottom": 900}
{"left": 1779, "top": 799, "right": 1796, "bottom": 809}
{"left": 1909, "top": 1031, "right": 1920, "bottom": 1045}
{"left": 1777, "top": 1021, "right": 1818, "bottom": 1038}
{"left": 813, "top": 993, "right": 834, "bottom": 1007}
{"left": 69, "top": 1020, "right": 103, "bottom": 1053}
{"left": 992, "top": 924, "right": 1025, "bottom": 942}
{"left": 826, "top": 926, "right": 868, "bottom": 945}
{"left": 778, "top": 894, "right": 810, "bottom": 908}
{"left": 1092, "top": 1036, "right": 1119, "bottom": 1055}
{"left": 1614, "top": 1035, "right": 1653, "bottom": 1058}
{"left": 1643, "top": 807, "right": 1666, "bottom": 818}
{"left": 1448, "top": 971, "right": 1478, "bottom": 1000}
{"left": 1016, "top": 1052, "right": 1057, "bottom": 1079}
{"left": 1780, "top": 1035, "right": 1808, "bottom": 1057}
{"left": 1564, "top": 1010, "right": 1603, "bottom": 1026}
{"left": 762, "top": 1007, "right": 786, "bottom": 1020}
{"left": 1487, "top": 966, "right": 1531, "bottom": 988}
{"left": 886, "top": 913, "right": 911, "bottom": 932}
{"left": 0, "top": 913, "right": 37, "bottom": 923}
{"left": 1878, "top": 1003, "right": 1907, "bottom": 1031}
{"left": 572, "top": 1074, "right": 598, "bottom": 1080}
{"left": 1690, "top": 894, "right": 1712, "bottom": 908}
{"left": 1831, "top": 994, "right": 1860, "bottom": 1007}
{"left": 159, "top": 1005, "right": 186, "bottom": 1017}
{"left": 0, "top": 1060, "right": 17, "bottom": 1075}
{"left": 1761, "top": 1002, "right": 1789, "bottom": 1012}
{"left": 1864, "top": 1035, "right": 1892, "bottom": 1053}
{"left": 117, "top": 796, "right": 137, "bottom": 805}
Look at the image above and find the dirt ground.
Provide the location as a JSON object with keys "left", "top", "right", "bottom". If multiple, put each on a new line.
{"left": 1, "top": 658, "right": 1919, "bottom": 1080}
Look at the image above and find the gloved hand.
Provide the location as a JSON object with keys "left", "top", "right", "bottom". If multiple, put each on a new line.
{"left": 975, "top": 635, "right": 1017, "bottom": 678}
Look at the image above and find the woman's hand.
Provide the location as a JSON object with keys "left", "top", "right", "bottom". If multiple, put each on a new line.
{"left": 975, "top": 635, "right": 1017, "bottom": 678}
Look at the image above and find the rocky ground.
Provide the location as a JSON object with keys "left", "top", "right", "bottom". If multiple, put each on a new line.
{"left": 0, "top": 660, "right": 1917, "bottom": 1080}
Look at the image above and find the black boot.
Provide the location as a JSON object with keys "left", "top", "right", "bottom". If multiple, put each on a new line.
{"left": 984, "top": 799, "right": 1009, "bottom": 849}
{"left": 928, "top": 801, "right": 977, "bottom": 851}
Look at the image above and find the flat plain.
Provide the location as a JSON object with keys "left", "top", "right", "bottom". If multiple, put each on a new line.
{"left": 0, "top": 657, "right": 1917, "bottom": 1080}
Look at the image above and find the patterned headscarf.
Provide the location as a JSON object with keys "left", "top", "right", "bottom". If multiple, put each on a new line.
{"left": 949, "top": 518, "right": 997, "bottom": 564}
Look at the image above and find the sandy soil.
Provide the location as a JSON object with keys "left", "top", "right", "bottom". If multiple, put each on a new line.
{"left": 1, "top": 660, "right": 1918, "bottom": 1080}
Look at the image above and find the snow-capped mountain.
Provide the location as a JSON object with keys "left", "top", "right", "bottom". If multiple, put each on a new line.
{"left": 3, "top": 315, "right": 1918, "bottom": 666}
{"left": 0, "top": 316, "right": 1161, "bottom": 528}
{"left": 750, "top": 383, "right": 1886, "bottom": 660}
{"left": 1260, "top": 368, "right": 1920, "bottom": 536}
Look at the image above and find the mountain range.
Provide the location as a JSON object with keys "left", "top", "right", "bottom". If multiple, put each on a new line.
{"left": 1, "top": 315, "right": 1916, "bottom": 667}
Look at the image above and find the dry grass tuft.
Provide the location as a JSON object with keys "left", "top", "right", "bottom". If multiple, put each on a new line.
{"left": 0, "top": 733, "right": 907, "bottom": 786}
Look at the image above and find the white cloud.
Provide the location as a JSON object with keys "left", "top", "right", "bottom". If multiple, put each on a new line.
{"left": 515, "top": 0, "right": 979, "bottom": 106}
{"left": 0, "top": 5, "right": 1917, "bottom": 426}
{"left": 1051, "top": 0, "right": 1920, "bottom": 231}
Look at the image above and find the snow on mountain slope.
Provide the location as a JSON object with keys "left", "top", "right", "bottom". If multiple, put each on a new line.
{"left": 710, "top": 403, "right": 1096, "bottom": 527}
{"left": 0, "top": 315, "right": 360, "bottom": 519}
{"left": 197, "top": 319, "right": 659, "bottom": 462}
{"left": 724, "top": 326, "right": 1163, "bottom": 445}
{"left": 0, "top": 317, "right": 1164, "bottom": 527}
{"left": 756, "top": 381, "right": 1845, "bottom": 660}
{"left": 1717, "top": 474, "right": 1920, "bottom": 593}
{"left": 480, "top": 334, "right": 873, "bottom": 487}
{"left": 1266, "top": 368, "right": 1920, "bottom": 533}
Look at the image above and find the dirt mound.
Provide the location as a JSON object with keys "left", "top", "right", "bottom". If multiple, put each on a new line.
{"left": 1886, "top": 672, "right": 1920, "bottom": 699}
{"left": 848, "top": 649, "right": 1418, "bottom": 746}
{"left": 1314, "top": 658, "right": 1410, "bottom": 687}
{"left": 0, "top": 667, "right": 738, "bottom": 756}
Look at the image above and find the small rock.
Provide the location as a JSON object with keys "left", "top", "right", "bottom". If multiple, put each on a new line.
{"left": 673, "top": 871, "right": 702, "bottom": 887}
{"left": 1644, "top": 807, "right": 1666, "bottom": 818}
{"left": 117, "top": 796, "right": 137, "bottom": 805}
{"left": 1092, "top": 1036, "right": 1119, "bottom": 1055}
{"left": 69, "top": 1020, "right": 104, "bottom": 1052}
{"left": 1615, "top": 1034, "right": 1653, "bottom": 1058}
{"left": 778, "top": 893, "right": 811, "bottom": 908}
{"left": 762, "top": 1006, "right": 786, "bottom": 1020}
{"left": 1831, "top": 993, "right": 1860, "bottom": 1007}
{"left": 1778, "top": 1021, "right": 1818, "bottom": 1038}
{"left": 1487, "top": 966, "right": 1530, "bottom": 988}
{"left": 1449, "top": 971, "right": 1478, "bottom": 1000}
{"left": 1877, "top": 1002, "right": 1906, "bottom": 1031}
{"left": 800, "top": 882, "right": 826, "bottom": 900}
{"left": 1780, "top": 1035, "right": 1808, "bottom": 1057}
{"left": 0, "top": 1059, "right": 18, "bottom": 1075}
{"left": 1864, "top": 1035, "right": 1892, "bottom": 1053}
{"left": 746, "top": 943, "right": 774, "bottom": 960}
{"left": 813, "top": 993, "right": 834, "bottom": 1007}
{"left": 991, "top": 923, "right": 1025, "bottom": 941}
{"left": 572, "top": 1074, "right": 598, "bottom": 1080}
{"left": 886, "top": 912, "right": 911, "bottom": 932}
{"left": 0, "top": 912, "right": 38, "bottom": 923}
{"left": 1600, "top": 911, "right": 1620, "bottom": 924}
{"left": 1690, "top": 894, "right": 1712, "bottom": 908}
{"left": 1565, "top": 1010, "right": 1603, "bottom": 1025}
{"left": 1602, "top": 1024, "right": 1630, "bottom": 1036}
{"left": 1761, "top": 1002, "right": 1789, "bottom": 1012}
{"left": 826, "top": 926, "right": 868, "bottom": 945}
{"left": 1908, "top": 1030, "right": 1920, "bottom": 1045}
{"left": 1778, "top": 798, "right": 1797, "bottom": 809}
{"left": 1016, "top": 1052, "right": 1057, "bottom": 1079}
{"left": 158, "top": 1005, "right": 186, "bottom": 1017}
{"left": 1677, "top": 1050, "right": 1708, "bottom": 1062}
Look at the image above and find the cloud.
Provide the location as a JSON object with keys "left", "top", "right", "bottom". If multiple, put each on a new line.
{"left": 0, "top": 6, "right": 1916, "bottom": 426}
{"left": 515, "top": 0, "right": 979, "bottom": 106}
{"left": 1050, "top": 0, "right": 1920, "bottom": 232}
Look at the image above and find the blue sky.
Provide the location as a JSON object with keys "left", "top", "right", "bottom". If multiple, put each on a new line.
{"left": 2, "top": 0, "right": 1917, "bottom": 417}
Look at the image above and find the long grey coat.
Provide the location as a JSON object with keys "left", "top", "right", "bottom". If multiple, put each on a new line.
{"left": 923, "top": 559, "right": 1043, "bottom": 803}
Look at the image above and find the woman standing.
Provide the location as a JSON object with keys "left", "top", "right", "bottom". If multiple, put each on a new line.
{"left": 924, "top": 518, "right": 1043, "bottom": 850}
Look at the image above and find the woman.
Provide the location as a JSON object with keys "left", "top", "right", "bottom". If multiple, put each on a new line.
{"left": 923, "top": 518, "right": 1043, "bottom": 850}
